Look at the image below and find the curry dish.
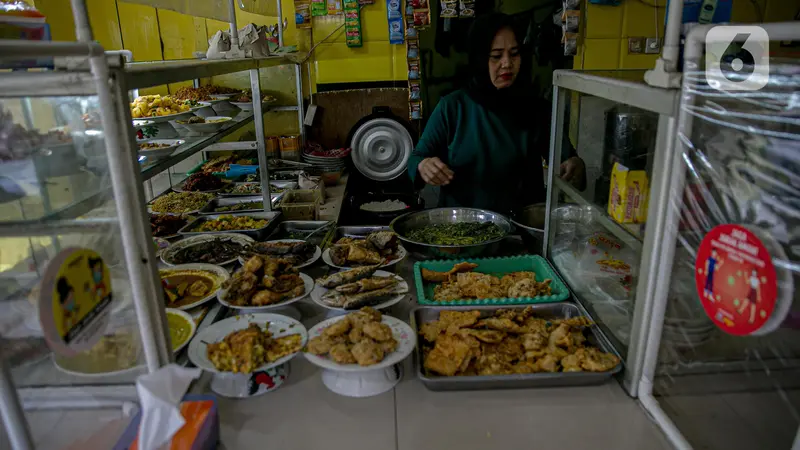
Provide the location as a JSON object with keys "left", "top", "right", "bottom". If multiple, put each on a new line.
{"left": 206, "top": 323, "right": 303, "bottom": 373}
{"left": 420, "top": 308, "right": 619, "bottom": 376}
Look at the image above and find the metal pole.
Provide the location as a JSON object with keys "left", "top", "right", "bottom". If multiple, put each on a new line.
{"left": 277, "top": 0, "right": 285, "bottom": 48}
{"left": 228, "top": 0, "right": 240, "bottom": 50}
{"left": 543, "top": 84, "right": 566, "bottom": 255}
{"left": 294, "top": 64, "right": 305, "bottom": 145}
{"left": 0, "top": 360, "right": 34, "bottom": 450}
{"left": 250, "top": 68, "right": 272, "bottom": 211}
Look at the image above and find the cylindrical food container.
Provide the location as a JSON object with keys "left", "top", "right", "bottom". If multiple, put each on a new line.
{"left": 279, "top": 135, "right": 301, "bottom": 161}
{"left": 266, "top": 136, "right": 280, "bottom": 159}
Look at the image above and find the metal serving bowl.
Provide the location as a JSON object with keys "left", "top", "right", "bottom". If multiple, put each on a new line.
{"left": 390, "top": 207, "right": 513, "bottom": 260}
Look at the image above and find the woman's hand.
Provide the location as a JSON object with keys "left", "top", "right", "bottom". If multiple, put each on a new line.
{"left": 560, "top": 156, "right": 586, "bottom": 190}
{"left": 418, "top": 157, "right": 454, "bottom": 186}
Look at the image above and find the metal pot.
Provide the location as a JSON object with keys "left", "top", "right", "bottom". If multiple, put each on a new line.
{"left": 390, "top": 207, "right": 512, "bottom": 259}
{"left": 510, "top": 203, "right": 547, "bottom": 255}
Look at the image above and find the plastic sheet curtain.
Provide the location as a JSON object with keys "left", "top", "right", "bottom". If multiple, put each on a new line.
{"left": 238, "top": 0, "right": 278, "bottom": 17}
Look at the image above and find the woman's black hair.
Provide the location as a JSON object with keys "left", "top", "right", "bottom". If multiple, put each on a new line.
{"left": 57, "top": 277, "right": 73, "bottom": 305}
{"left": 465, "top": 13, "right": 533, "bottom": 113}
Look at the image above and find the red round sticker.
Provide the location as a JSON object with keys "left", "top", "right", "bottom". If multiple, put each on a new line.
{"left": 695, "top": 225, "right": 778, "bottom": 336}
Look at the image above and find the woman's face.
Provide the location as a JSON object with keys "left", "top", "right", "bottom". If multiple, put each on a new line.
{"left": 488, "top": 27, "right": 520, "bottom": 89}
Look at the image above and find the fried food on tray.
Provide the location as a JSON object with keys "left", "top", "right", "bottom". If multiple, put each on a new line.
{"left": 131, "top": 94, "right": 192, "bottom": 118}
{"left": 306, "top": 307, "right": 397, "bottom": 367}
{"left": 329, "top": 231, "right": 402, "bottom": 267}
{"left": 421, "top": 262, "right": 479, "bottom": 283}
{"left": 321, "top": 275, "right": 408, "bottom": 310}
{"left": 206, "top": 323, "right": 302, "bottom": 373}
{"left": 425, "top": 262, "right": 553, "bottom": 301}
{"left": 222, "top": 255, "right": 305, "bottom": 307}
{"left": 420, "top": 307, "right": 619, "bottom": 377}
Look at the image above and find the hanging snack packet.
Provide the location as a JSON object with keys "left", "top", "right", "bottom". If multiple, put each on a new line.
{"left": 562, "top": 10, "right": 580, "bottom": 32}
{"left": 410, "top": 0, "right": 428, "bottom": 7}
{"left": 440, "top": 0, "right": 457, "bottom": 18}
{"left": 408, "top": 61, "right": 420, "bottom": 79}
{"left": 295, "top": 0, "right": 312, "bottom": 28}
{"left": 387, "top": 0, "right": 401, "bottom": 19}
{"left": 563, "top": 0, "right": 580, "bottom": 9}
{"left": 459, "top": 0, "right": 474, "bottom": 17}
{"left": 409, "top": 80, "right": 421, "bottom": 101}
{"left": 358, "top": 0, "right": 374, "bottom": 4}
{"left": 409, "top": 101, "right": 422, "bottom": 120}
{"left": 405, "top": 4, "right": 414, "bottom": 20}
{"left": 562, "top": 32, "right": 577, "bottom": 56}
{"left": 406, "top": 26, "right": 418, "bottom": 38}
{"left": 327, "top": 0, "right": 342, "bottom": 14}
{"left": 406, "top": 39, "right": 419, "bottom": 60}
{"left": 413, "top": 11, "right": 429, "bottom": 27}
{"left": 311, "top": 0, "right": 327, "bottom": 16}
{"left": 344, "top": 1, "right": 362, "bottom": 47}
{"left": 388, "top": 18, "right": 404, "bottom": 44}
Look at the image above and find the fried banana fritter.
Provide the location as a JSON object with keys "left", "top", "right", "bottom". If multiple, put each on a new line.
{"left": 308, "top": 307, "right": 397, "bottom": 366}
{"left": 420, "top": 309, "right": 618, "bottom": 377}
{"left": 351, "top": 339, "right": 384, "bottom": 366}
{"left": 363, "top": 322, "right": 393, "bottom": 342}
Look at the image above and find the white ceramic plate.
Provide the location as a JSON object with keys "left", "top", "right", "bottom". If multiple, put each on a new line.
{"left": 134, "top": 109, "right": 195, "bottom": 123}
{"left": 137, "top": 139, "right": 185, "bottom": 158}
{"left": 160, "top": 263, "right": 230, "bottom": 311}
{"left": 303, "top": 315, "right": 415, "bottom": 373}
{"left": 310, "top": 271, "right": 408, "bottom": 311}
{"left": 177, "top": 116, "right": 232, "bottom": 133}
{"left": 188, "top": 313, "right": 307, "bottom": 374}
{"left": 217, "top": 273, "right": 313, "bottom": 311}
{"left": 236, "top": 239, "right": 321, "bottom": 269}
{"left": 160, "top": 233, "right": 254, "bottom": 266}
{"left": 210, "top": 93, "right": 239, "bottom": 100}
{"left": 166, "top": 308, "right": 196, "bottom": 353}
{"left": 321, "top": 244, "right": 406, "bottom": 270}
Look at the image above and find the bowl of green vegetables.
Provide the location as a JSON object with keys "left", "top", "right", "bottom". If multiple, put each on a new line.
{"left": 390, "top": 207, "right": 512, "bottom": 259}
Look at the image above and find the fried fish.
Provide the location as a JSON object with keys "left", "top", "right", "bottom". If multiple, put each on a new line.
{"left": 316, "top": 264, "right": 380, "bottom": 288}
{"left": 335, "top": 276, "right": 398, "bottom": 294}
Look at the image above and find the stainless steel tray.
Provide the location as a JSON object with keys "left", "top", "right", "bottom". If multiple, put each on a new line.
{"left": 270, "top": 180, "right": 298, "bottom": 192}
{"left": 178, "top": 211, "right": 282, "bottom": 240}
{"left": 198, "top": 195, "right": 283, "bottom": 215}
{"left": 411, "top": 303, "right": 623, "bottom": 391}
{"left": 266, "top": 220, "right": 334, "bottom": 247}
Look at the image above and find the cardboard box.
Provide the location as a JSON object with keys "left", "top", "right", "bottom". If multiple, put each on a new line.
{"left": 607, "top": 162, "right": 648, "bottom": 224}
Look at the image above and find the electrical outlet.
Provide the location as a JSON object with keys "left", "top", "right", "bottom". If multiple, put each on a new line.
{"left": 628, "top": 38, "right": 645, "bottom": 54}
{"left": 645, "top": 38, "right": 661, "bottom": 54}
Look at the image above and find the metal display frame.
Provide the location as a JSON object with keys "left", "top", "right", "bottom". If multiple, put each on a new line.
{"left": 0, "top": 1, "right": 307, "bottom": 446}
{"left": 544, "top": 69, "right": 680, "bottom": 398}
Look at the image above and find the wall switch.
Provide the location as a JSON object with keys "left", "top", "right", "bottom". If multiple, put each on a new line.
{"left": 645, "top": 38, "right": 661, "bottom": 54}
{"left": 628, "top": 38, "right": 645, "bottom": 54}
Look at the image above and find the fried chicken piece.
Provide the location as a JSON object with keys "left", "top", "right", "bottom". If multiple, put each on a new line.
{"left": 475, "top": 317, "right": 525, "bottom": 334}
{"left": 263, "top": 273, "right": 302, "bottom": 293}
{"left": 560, "top": 353, "right": 583, "bottom": 372}
{"left": 351, "top": 339, "right": 384, "bottom": 366}
{"left": 537, "top": 354, "right": 559, "bottom": 372}
{"left": 349, "top": 307, "right": 382, "bottom": 327}
{"left": 251, "top": 289, "right": 286, "bottom": 306}
{"left": 578, "top": 347, "right": 620, "bottom": 372}
{"left": 348, "top": 324, "right": 363, "bottom": 344}
{"left": 329, "top": 343, "right": 356, "bottom": 364}
{"left": 363, "top": 322, "right": 393, "bottom": 342}
{"left": 457, "top": 328, "right": 506, "bottom": 344}
{"left": 323, "top": 317, "right": 351, "bottom": 337}
{"left": 381, "top": 337, "right": 398, "bottom": 354}
{"left": 306, "top": 335, "right": 342, "bottom": 355}
{"left": 548, "top": 323, "right": 572, "bottom": 349}
{"left": 438, "top": 310, "right": 481, "bottom": 335}
{"left": 243, "top": 255, "right": 264, "bottom": 273}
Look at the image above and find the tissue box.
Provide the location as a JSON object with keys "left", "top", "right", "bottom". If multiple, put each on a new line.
{"left": 607, "top": 162, "right": 648, "bottom": 224}
{"left": 114, "top": 395, "right": 219, "bottom": 450}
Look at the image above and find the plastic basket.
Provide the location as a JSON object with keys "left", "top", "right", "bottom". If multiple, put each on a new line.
{"left": 413, "top": 254, "right": 570, "bottom": 306}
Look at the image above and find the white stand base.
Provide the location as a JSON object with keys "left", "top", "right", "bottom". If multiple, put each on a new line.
{"left": 321, "top": 365, "right": 402, "bottom": 398}
{"left": 644, "top": 58, "right": 683, "bottom": 89}
{"left": 211, "top": 363, "right": 289, "bottom": 398}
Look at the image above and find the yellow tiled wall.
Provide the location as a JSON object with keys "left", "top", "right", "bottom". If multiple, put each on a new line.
{"left": 577, "top": 0, "right": 800, "bottom": 71}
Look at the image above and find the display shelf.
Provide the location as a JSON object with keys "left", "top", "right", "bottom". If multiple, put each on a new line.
{"left": 139, "top": 112, "right": 255, "bottom": 181}
{"left": 553, "top": 70, "right": 677, "bottom": 116}
{"left": 122, "top": 56, "right": 301, "bottom": 90}
{"left": 553, "top": 176, "right": 643, "bottom": 251}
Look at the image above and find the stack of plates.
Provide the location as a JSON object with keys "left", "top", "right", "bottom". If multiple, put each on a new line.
{"left": 301, "top": 148, "right": 350, "bottom": 172}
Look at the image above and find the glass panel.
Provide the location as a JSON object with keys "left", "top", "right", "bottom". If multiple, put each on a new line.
{"left": 547, "top": 90, "right": 659, "bottom": 359}
{"left": 119, "top": 0, "right": 231, "bottom": 21}
{"left": 652, "top": 64, "right": 800, "bottom": 449}
{"left": 0, "top": 97, "right": 111, "bottom": 223}
{"left": 1, "top": 212, "right": 146, "bottom": 387}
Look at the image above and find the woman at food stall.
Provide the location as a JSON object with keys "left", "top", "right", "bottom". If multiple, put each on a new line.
{"left": 407, "top": 13, "right": 585, "bottom": 214}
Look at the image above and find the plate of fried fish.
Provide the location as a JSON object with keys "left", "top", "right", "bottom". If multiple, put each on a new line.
{"left": 304, "top": 308, "right": 416, "bottom": 372}
{"left": 188, "top": 313, "right": 307, "bottom": 374}
{"left": 321, "top": 231, "right": 406, "bottom": 269}
{"left": 238, "top": 239, "right": 321, "bottom": 269}
{"left": 312, "top": 267, "right": 409, "bottom": 311}
{"left": 413, "top": 305, "right": 621, "bottom": 389}
{"left": 218, "top": 255, "right": 312, "bottom": 310}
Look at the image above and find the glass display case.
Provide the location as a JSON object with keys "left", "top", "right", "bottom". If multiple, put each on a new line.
{"left": 544, "top": 70, "right": 680, "bottom": 396}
